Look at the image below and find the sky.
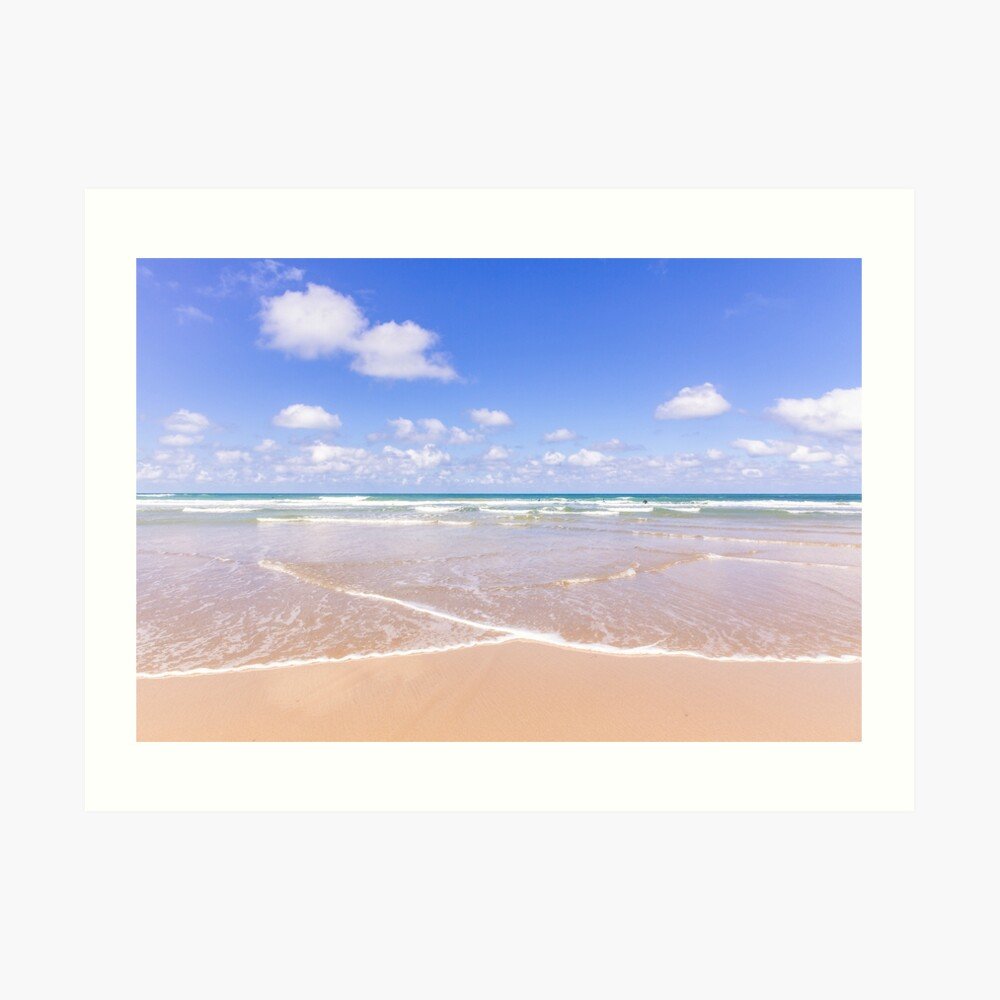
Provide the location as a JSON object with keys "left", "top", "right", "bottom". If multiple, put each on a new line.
{"left": 137, "top": 258, "right": 861, "bottom": 493}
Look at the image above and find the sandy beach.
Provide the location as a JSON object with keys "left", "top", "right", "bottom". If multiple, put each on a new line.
{"left": 137, "top": 640, "right": 860, "bottom": 741}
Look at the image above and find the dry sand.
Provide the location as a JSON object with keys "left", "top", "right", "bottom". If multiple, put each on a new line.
{"left": 136, "top": 640, "right": 860, "bottom": 741}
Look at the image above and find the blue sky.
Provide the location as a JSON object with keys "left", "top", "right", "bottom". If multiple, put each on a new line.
{"left": 137, "top": 258, "right": 861, "bottom": 492}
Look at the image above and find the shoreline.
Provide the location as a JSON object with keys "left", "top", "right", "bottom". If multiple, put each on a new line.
{"left": 137, "top": 639, "right": 861, "bottom": 742}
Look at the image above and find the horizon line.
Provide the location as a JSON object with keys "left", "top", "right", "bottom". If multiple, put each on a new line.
{"left": 137, "top": 490, "right": 862, "bottom": 497}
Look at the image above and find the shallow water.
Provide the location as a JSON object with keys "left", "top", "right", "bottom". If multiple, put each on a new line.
{"left": 137, "top": 493, "right": 861, "bottom": 675}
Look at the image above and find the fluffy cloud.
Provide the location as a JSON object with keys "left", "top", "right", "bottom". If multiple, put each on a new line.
{"left": 732, "top": 438, "right": 783, "bottom": 456}
{"left": 742, "top": 468, "right": 763, "bottom": 478}
{"left": 769, "top": 387, "right": 861, "bottom": 435}
{"left": 448, "top": 427, "right": 482, "bottom": 445}
{"left": 308, "top": 443, "right": 369, "bottom": 465}
{"left": 259, "top": 284, "right": 457, "bottom": 381}
{"left": 159, "top": 434, "right": 197, "bottom": 447}
{"left": 655, "top": 383, "right": 731, "bottom": 419}
{"left": 136, "top": 462, "right": 164, "bottom": 481}
{"left": 543, "top": 451, "right": 566, "bottom": 465}
{"left": 160, "top": 409, "right": 210, "bottom": 445}
{"left": 706, "top": 448, "right": 724, "bottom": 460}
{"left": 260, "top": 284, "right": 366, "bottom": 359}
{"left": 273, "top": 404, "right": 341, "bottom": 430}
{"left": 174, "top": 305, "right": 213, "bottom": 324}
{"left": 470, "top": 408, "right": 513, "bottom": 427}
{"left": 385, "top": 417, "right": 479, "bottom": 446}
{"left": 483, "top": 445, "right": 510, "bottom": 462}
{"left": 788, "top": 445, "right": 833, "bottom": 464}
{"left": 567, "top": 448, "right": 610, "bottom": 467}
{"left": 255, "top": 438, "right": 278, "bottom": 452}
{"left": 543, "top": 428, "right": 576, "bottom": 442}
{"left": 383, "top": 444, "right": 451, "bottom": 469}
{"left": 164, "top": 409, "right": 210, "bottom": 435}
{"left": 388, "top": 417, "right": 447, "bottom": 442}
{"left": 731, "top": 437, "right": 846, "bottom": 467}
{"left": 215, "top": 450, "right": 250, "bottom": 464}
{"left": 350, "top": 322, "right": 457, "bottom": 381}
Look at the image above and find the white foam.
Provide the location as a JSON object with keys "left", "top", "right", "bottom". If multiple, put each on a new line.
{"left": 254, "top": 560, "right": 860, "bottom": 666}
{"left": 256, "top": 516, "right": 473, "bottom": 526}
{"left": 137, "top": 635, "right": 519, "bottom": 678}
{"left": 705, "top": 553, "right": 855, "bottom": 570}
{"left": 139, "top": 495, "right": 372, "bottom": 512}
{"left": 139, "top": 494, "right": 862, "bottom": 520}
{"left": 559, "top": 564, "right": 638, "bottom": 586}
{"left": 181, "top": 506, "right": 254, "bottom": 514}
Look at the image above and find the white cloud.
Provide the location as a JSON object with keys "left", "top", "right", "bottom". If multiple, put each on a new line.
{"left": 273, "top": 404, "right": 341, "bottom": 430}
{"left": 470, "top": 408, "right": 513, "bottom": 427}
{"left": 350, "top": 322, "right": 457, "bottom": 381}
{"left": 732, "top": 438, "right": 841, "bottom": 466}
{"left": 542, "top": 451, "right": 566, "bottom": 465}
{"left": 543, "top": 428, "right": 576, "bottom": 442}
{"left": 769, "top": 387, "right": 861, "bottom": 435}
{"left": 208, "top": 259, "right": 305, "bottom": 297}
{"left": 255, "top": 438, "right": 278, "bottom": 452}
{"left": 655, "top": 383, "right": 731, "bottom": 419}
{"left": 674, "top": 453, "right": 701, "bottom": 468}
{"left": 567, "top": 448, "right": 610, "bottom": 467}
{"left": 383, "top": 444, "right": 451, "bottom": 469}
{"left": 788, "top": 445, "right": 834, "bottom": 464}
{"left": 136, "top": 462, "right": 164, "bottom": 481}
{"left": 448, "top": 427, "right": 481, "bottom": 445}
{"left": 483, "top": 445, "right": 510, "bottom": 462}
{"left": 388, "top": 417, "right": 449, "bottom": 443}
{"left": 174, "top": 305, "right": 213, "bottom": 324}
{"left": 160, "top": 410, "right": 209, "bottom": 445}
{"left": 416, "top": 418, "right": 447, "bottom": 439}
{"left": 732, "top": 438, "right": 783, "bottom": 456}
{"left": 215, "top": 450, "right": 250, "bottom": 464}
{"left": 742, "top": 468, "right": 763, "bottom": 478}
{"left": 164, "top": 409, "right": 210, "bottom": 436}
{"left": 707, "top": 448, "right": 724, "bottom": 460}
{"left": 387, "top": 418, "right": 416, "bottom": 439}
{"left": 260, "top": 284, "right": 367, "bottom": 360}
{"left": 308, "top": 443, "right": 368, "bottom": 465}
{"left": 386, "top": 417, "right": 480, "bottom": 446}
{"left": 259, "top": 284, "right": 457, "bottom": 381}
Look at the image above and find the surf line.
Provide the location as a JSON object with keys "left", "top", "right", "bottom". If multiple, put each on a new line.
{"left": 256, "top": 560, "right": 860, "bottom": 665}
{"left": 137, "top": 635, "right": 519, "bottom": 679}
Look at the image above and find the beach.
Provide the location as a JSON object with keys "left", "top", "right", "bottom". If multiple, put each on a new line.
{"left": 137, "top": 493, "right": 861, "bottom": 741}
{"left": 137, "top": 639, "right": 860, "bottom": 741}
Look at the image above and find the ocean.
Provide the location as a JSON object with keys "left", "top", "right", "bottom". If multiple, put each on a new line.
{"left": 137, "top": 493, "right": 861, "bottom": 676}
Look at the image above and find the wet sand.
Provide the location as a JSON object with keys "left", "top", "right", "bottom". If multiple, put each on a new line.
{"left": 136, "top": 640, "right": 860, "bottom": 741}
